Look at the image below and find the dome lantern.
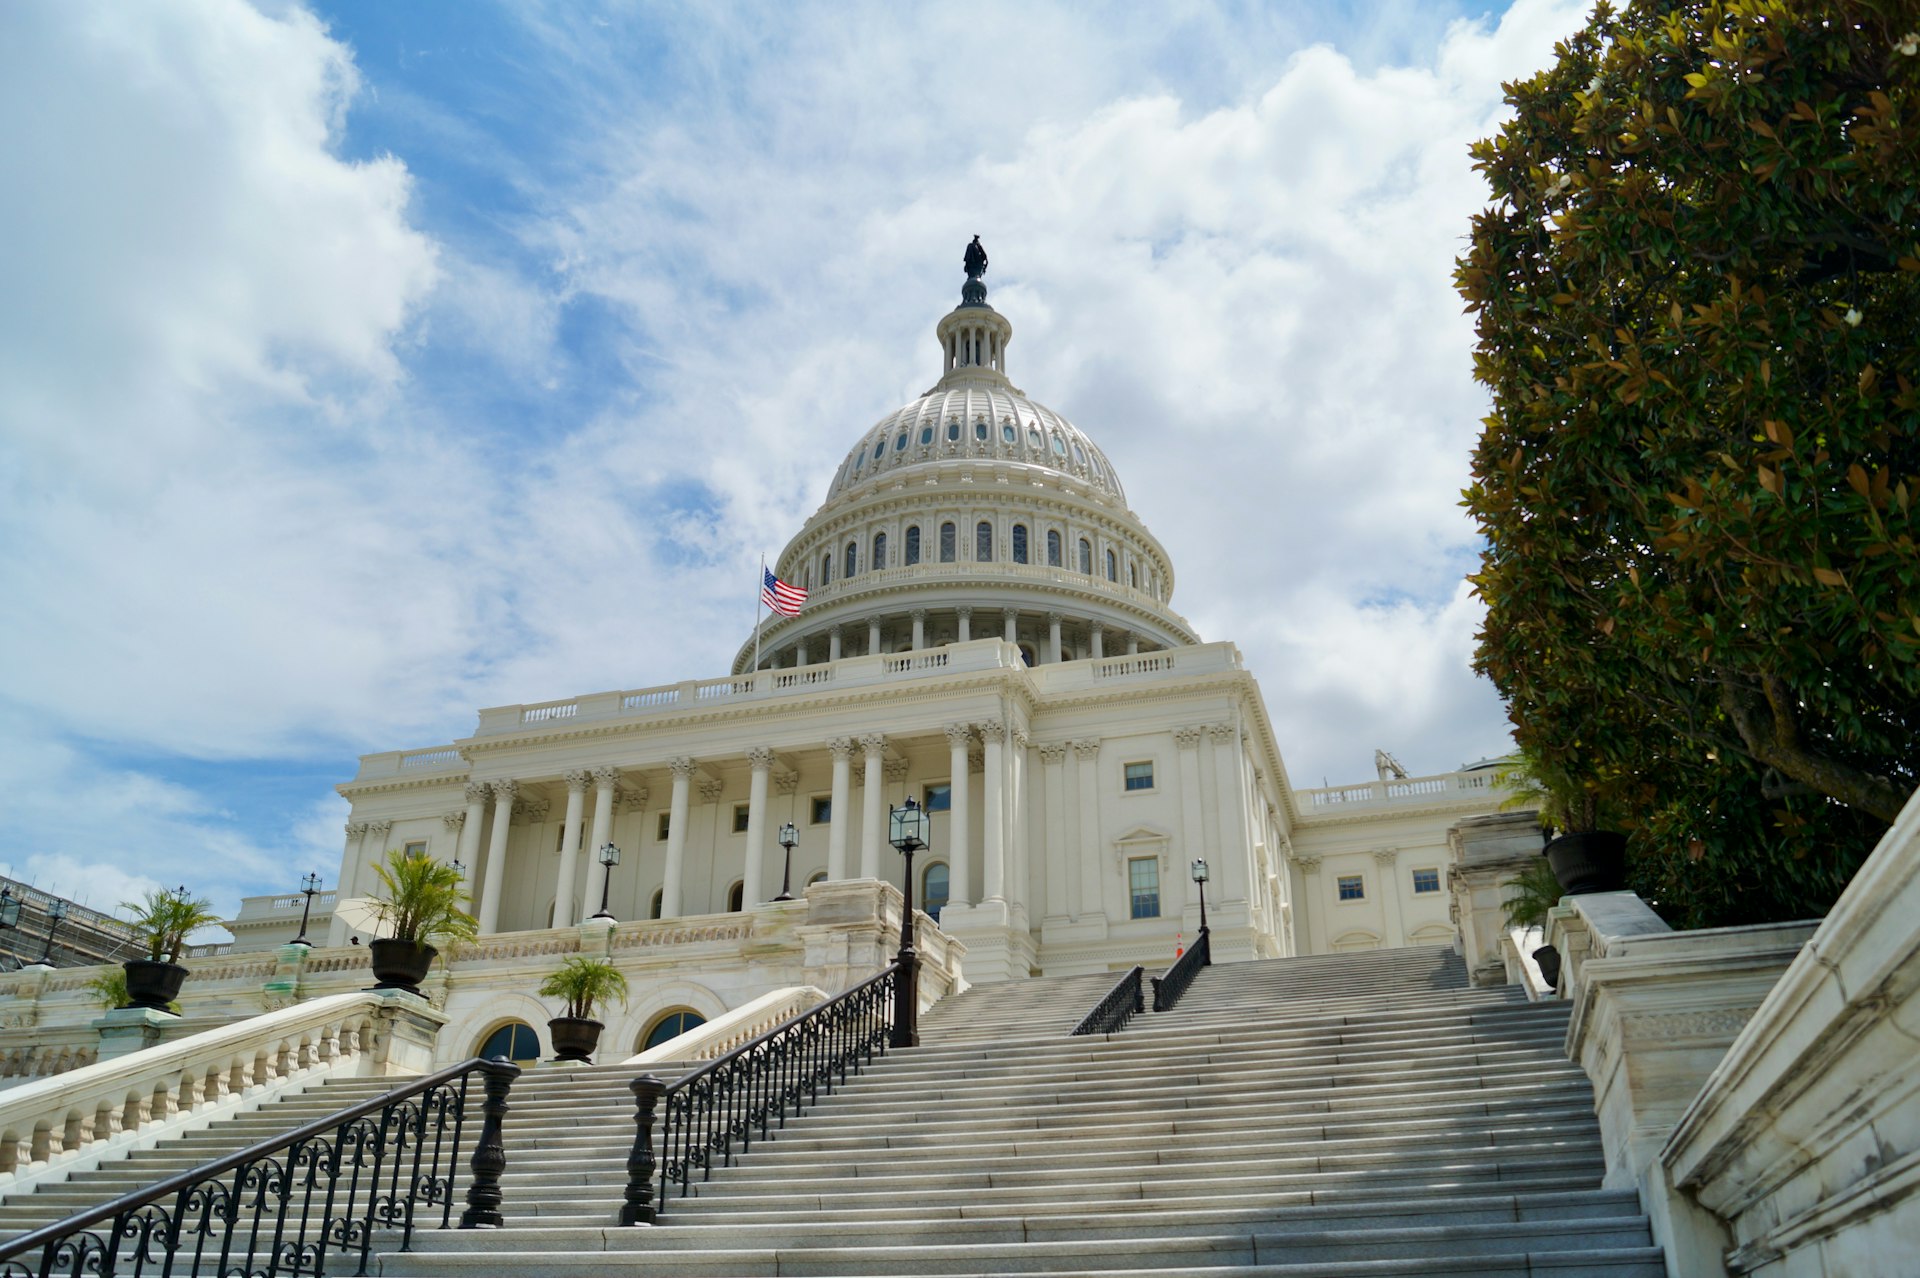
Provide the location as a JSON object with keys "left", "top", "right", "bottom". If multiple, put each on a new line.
{"left": 936, "top": 236, "right": 1012, "bottom": 383}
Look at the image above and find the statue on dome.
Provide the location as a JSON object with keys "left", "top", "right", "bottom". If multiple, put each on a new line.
{"left": 964, "top": 235, "right": 988, "bottom": 280}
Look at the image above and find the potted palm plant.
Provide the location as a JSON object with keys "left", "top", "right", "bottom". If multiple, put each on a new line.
{"left": 1501, "top": 857, "right": 1569, "bottom": 989}
{"left": 120, "top": 887, "right": 221, "bottom": 1013}
{"left": 1494, "top": 747, "right": 1627, "bottom": 895}
{"left": 366, "top": 848, "right": 478, "bottom": 996}
{"left": 538, "top": 956, "right": 629, "bottom": 1063}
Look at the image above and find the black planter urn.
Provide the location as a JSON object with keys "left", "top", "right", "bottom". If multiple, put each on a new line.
{"left": 548, "top": 1016, "right": 605, "bottom": 1063}
{"left": 1532, "top": 944, "right": 1563, "bottom": 990}
{"left": 367, "top": 938, "right": 437, "bottom": 995}
{"left": 1544, "top": 831, "right": 1629, "bottom": 895}
{"left": 122, "top": 959, "right": 188, "bottom": 1013}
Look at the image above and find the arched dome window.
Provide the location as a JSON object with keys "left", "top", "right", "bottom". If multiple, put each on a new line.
{"left": 803, "top": 565, "right": 812, "bottom": 590}
{"left": 727, "top": 881, "right": 745, "bottom": 912}
{"left": 1012, "top": 524, "right": 1029, "bottom": 564}
{"left": 872, "top": 532, "right": 887, "bottom": 570}
{"left": 923, "top": 862, "right": 950, "bottom": 921}
{"left": 974, "top": 419, "right": 988, "bottom": 441}
{"left": 1129, "top": 562, "right": 1139, "bottom": 589}
{"left": 1073, "top": 442, "right": 1087, "bottom": 465}
{"left": 1052, "top": 434, "right": 1067, "bottom": 457}
{"left": 649, "top": 889, "right": 663, "bottom": 920}
{"left": 905, "top": 526, "right": 921, "bottom": 566}
{"left": 821, "top": 552, "right": 832, "bottom": 585}
{"left": 1047, "top": 530, "right": 1062, "bottom": 567}
{"left": 1001, "top": 421, "right": 1016, "bottom": 443}
{"left": 976, "top": 521, "right": 993, "bottom": 562}
{"left": 640, "top": 1009, "right": 706, "bottom": 1053}
{"left": 872, "top": 439, "right": 885, "bottom": 461}
{"left": 919, "top": 425, "right": 933, "bottom": 446}
{"left": 946, "top": 420, "right": 960, "bottom": 442}
{"left": 1106, "top": 548, "right": 1117, "bottom": 581}
{"left": 845, "top": 541, "right": 858, "bottom": 579}
{"left": 939, "top": 522, "right": 956, "bottom": 563}
{"left": 1078, "top": 538, "right": 1093, "bottom": 575}
{"left": 1027, "top": 425, "right": 1042, "bottom": 448}
{"left": 894, "top": 431, "right": 908, "bottom": 452}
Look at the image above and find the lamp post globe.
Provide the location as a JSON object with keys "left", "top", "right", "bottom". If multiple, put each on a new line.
{"left": 592, "top": 842, "right": 622, "bottom": 920}
{"left": 1190, "top": 858, "right": 1210, "bottom": 933}
{"left": 774, "top": 822, "right": 799, "bottom": 901}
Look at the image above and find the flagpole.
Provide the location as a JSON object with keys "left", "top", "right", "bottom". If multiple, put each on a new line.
{"left": 753, "top": 555, "right": 766, "bottom": 672}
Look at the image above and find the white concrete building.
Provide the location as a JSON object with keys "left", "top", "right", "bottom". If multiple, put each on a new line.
{"left": 330, "top": 248, "right": 1506, "bottom": 985}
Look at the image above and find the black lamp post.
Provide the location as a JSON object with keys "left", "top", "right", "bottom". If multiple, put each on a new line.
{"left": 888, "top": 798, "right": 928, "bottom": 1048}
{"left": 291, "top": 871, "right": 323, "bottom": 947}
{"left": 0, "top": 887, "right": 20, "bottom": 968}
{"left": 592, "top": 842, "right": 621, "bottom": 921}
{"left": 1191, "top": 858, "right": 1210, "bottom": 934}
{"left": 774, "top": 823, "right": 799, "bottom": 901}
{"left": 38, "top": 899, "right": 70, "bottom": 966}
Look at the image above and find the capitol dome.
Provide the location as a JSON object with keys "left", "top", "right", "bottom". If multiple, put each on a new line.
{"left": 734, "top": 243, "right": 1198, "bottom": 673}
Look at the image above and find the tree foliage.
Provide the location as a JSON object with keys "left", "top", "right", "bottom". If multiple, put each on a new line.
{"left": 370, "top": 849, "right": 478, "bottom": 946}
{"left": 1459, "top": 0, "right": 1920, "bottom": 925}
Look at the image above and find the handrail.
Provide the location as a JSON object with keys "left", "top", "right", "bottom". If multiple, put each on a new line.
{"left": 620, "top": 964, "right": 899, "bottom": 1223}
{"left": 0, "top": 1056, "right": 520, "bottom": 1278}
{"left": 1070, "top": 966, "right": 1145, "bottom": 1036}
{"left": 1151, "top": 926, "right": 1211, "bottom": 1012}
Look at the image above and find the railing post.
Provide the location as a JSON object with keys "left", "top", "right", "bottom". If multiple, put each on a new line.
{"left": 891, "top": 946, "right": 919, "bottom": 1048}
{"left": 458, "top": 1058, "right": 520, "bottom": 1228}
{"left": 621, "top": 1075, "right": 666, "bottom": 1226}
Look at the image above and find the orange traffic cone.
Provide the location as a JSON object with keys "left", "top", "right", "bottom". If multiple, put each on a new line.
{"left": 1174, "top": 930, "right": 1184, "bottom": 958}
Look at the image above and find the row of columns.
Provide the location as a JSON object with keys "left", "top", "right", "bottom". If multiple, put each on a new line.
{"left": 774, "top": 609, "right": 1143, "bottom": 669}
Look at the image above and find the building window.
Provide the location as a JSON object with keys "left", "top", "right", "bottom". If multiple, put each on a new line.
{"left": 946, "top": 420, "right": 960, "bottom": 442}
{"left": 403, "top": 839, "right": 427, "bottom": 857}
{"left": 873, "top": 531, "right": 888, "bottom": 570}
{"left": 974, "top": 418, "right": 988, "bottom": 440}
{"left": 649, "top": 889, "right": 663, "bottom": 919}
{"left": 810, "top": 795, "right": 832, "bottom": 824}
{"left": 924, "top": 862, "right": 950, "bottom": 921}
{"left": 821, "top": 552, "right": 832, "bottom": 585}
{"left": 873, "top": 439, "right": 885, "bottom": 461}
{"left": 1001, "top": 421, "right": 1016, "bottom": 443}
{"left": 1078, "top": 538, "right": 1093, "bottom": 575}
{"left": 923, "top": 783, "right": 951, "bottom": 813}
{"left": 807, "top": 870, "right": 828, "bottom": 886}
{"left": 1106, "top": 548, "right": 1117, "bottom": 581}
{"left": 732, "top": 804, "right": 750, "bottom": 834}
{"left": 657, "top": 813, "right": 671, "bottom": 841}
{"left": 1012, "top": 524, "right": 1029, "bottom": 564}
{"left": 919, "top": 425, "right": 933, "bottom": 446}
{"left": 1337, "top": 874, "right": 1366, "bottom": 901}
{"left": 1028, "top": 425, "right": 1043, "bottom": 447}
{"left": 1047, "top": 529, "right": 1062, "bottom": 567}
{"left": 1412, "top": 868, "right": 1442, "bottom": 894}
{"left": 894, "top": 431, "right": 908, "bottom": 452}
{"left": 1073, "top": 442, "right": 1087, "bottom": 465}
{"left": 845, "top": 541, "right": 858, "bottom": 579}
{"left": 1052, "top": 434, "right": 1067, "bottom": 456}
{"left": 976, "top": 521, "right": 993, "bottom": 561}
{"left": 1123, "top": 761, "right": 1154, "bottom": 792}
{"left": 727, "top": 881, "right": 745, "bottom": 912}
{"left": 1130, "top": 563, "right": 1139, "bottom": 589}
{"left": 940, "top": 522, "right": 956, "bottom": 562}
{"left": 641, "top": 1009, "right": 705, "bottom": 1052}
{"left": 477, "top": 1023, "right": 540, "bottom": 1066}
{"left": 1129, "top": 858, "right": 1161, "bottom": 919}
{"left": 905, "top": 526, "right": 921, "bottom": 565}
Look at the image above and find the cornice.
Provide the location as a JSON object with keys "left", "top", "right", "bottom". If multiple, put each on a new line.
{"left": 337, "top": 771, "right": 472, "bottom": 800}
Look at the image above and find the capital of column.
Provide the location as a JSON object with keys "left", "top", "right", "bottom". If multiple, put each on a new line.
{"left": 669, "top": 756, "right": 697, "bottom": 780}
{"left": 564, "top": 769, "right": 592, "bottom": 794}
{"left": 1038, "top": 742, "right": 1068, "bottom": 765}
{"left": 1173, "top": 726, "right": 1205, "bottom": 750}
{"left": 955, "top": 605, "right": 973, "bottom": 619}
{"left": 747, "top": 747, "right": 776, "bottom": 772}
{"left": 910, "top": 608, "right": 928, "bottom": 621}
{"left": 1001, "top": 608, "right": 1019, "bottom": 626}
{"left": 1207, "top": 722, "right": 1237, "bottom": 743}
{"left": 518, "top": 798, "right": 551, "bottom": 823}
{"left": 1072, "top": 738, "right": 1101, "bottom": 759}
{"left": 1371, "top": 847, "right": 1400, "bottom": 866}
{"left": 976, "top": 719, "right": 1008, "bottom": 744}
{"left": 365, "top": 819, "right": 393, "bottom": 838}
{"left": 827, "top": 736, "right": 857, "bottom": 762}
{"left": 590, "top": 766, "right": 621, "bottom": 792}
{"left": 1295, "top": 854, "right": 1323, "bottom": 873}
{"left": 620, "top": 787, "right": 651, "bottom": 812}
{"left": 773, "top": 772, "right": 800, "bottom": 796}
{"left": 345, "top": 821, "right": 368, "bottom": 838}
{"left": 830, "top": 623, "right": 844, "bottom": 638}
{"left": 442, "top": 811, "right": 467, "bottom": 831}
{"left": 464, "top": 781, "right": 491, "bottom": 806}
{"left": 1046, "top": 610, "right": 1062, "bottom": 624}
{"left": 697, "top": 779, "right": 725, "bottom": 803}
{"left": 860, "top": 732, "right": 887, "bottom": 758}
{"left": 943, "top": 723, "right": 972, "bottom": 748}
{"left": 883, "top": 758, "right": 910, "bottom": 782}
{"left": 1012, "top": 727, "right": 1030, "bottom": 748}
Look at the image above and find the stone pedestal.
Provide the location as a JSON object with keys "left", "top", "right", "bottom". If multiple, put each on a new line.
{"left": 365, "top": 990, "right": 451, "bottom": 1076}
{"left": 939, "top": 899, "right": 1021, "bottom": 983}
{"left": 1446, "top": 811, "right": 1543, "bottom": 985}
{"left": 93, "top": 1006, "right": 181, "bottom": 1061}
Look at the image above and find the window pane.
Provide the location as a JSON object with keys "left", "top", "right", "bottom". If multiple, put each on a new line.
{"left": 924, "top": 862, "right": 950, "bottom": 920}
{"left": 821, "top": 553, "right": 832, "bottom": 585}
{"left": 873, "top": 532, "right": 887, "bottom": 569}
{"left": 658, "top": 813, "right": 671, "bottom": 840}
{"left": 923, "top": 783, "right": 951, "bottom": 812}
{"left": 894, "top": 431, "right": 908, "bottom": 451}
{"left": 1047, "top": 530, "right": 1062, "bottom": 566}
{"left": 976, "top": 521, "right": 993, "bottom": 561}
{"left": 974, "top": 419, "right": 988, "bottom": 440}
{"left": 845, "top": 542, "right": 857, "bottom": 578}
{"left": 919, "top": 425, "right": 933, "bottom": 445}
{"left": 946, "top": 420, "right": 960, "bottom": 441}
{"left": 1106, "top": 549, "right": 1117, "bottom": 581}
{"left": 905, "top": 526, "right": 921, "bottom": 565}
{"left": 1078, "top": 539, "right": 1092, "bottom": 574}
{"left": 644, "top": 1010, "right": 705, "bottom": 1051}
{"left": 733, "top": 804, "right": 750, "bottom": 833}
{"left": 1002, "top": 422, "right": 1016, "bottom": 442}
{"left": 1123, "top": 762, "right": 1154, "bottom": 791}
{"left": 1337, "top": 875, "right": 1365, "bottom": 901}
{"left": 1012, "top": 524, "right": 1029, "bottom": 564}
{"left": 1412, "top": 869, "right": 1441, "bottom": 894}
{"left": 811, "top": 796, "right": 832, "bottom": 824}
{"left": 940, "top": 522, "right": 956, "bottom": 562}
{"left": 1129, "top": 857, "right": 1161, "bottom": 919}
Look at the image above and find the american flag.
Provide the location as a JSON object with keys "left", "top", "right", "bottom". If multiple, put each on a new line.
{"left": 762, "top": 566, "right": 807, "bottom": 617}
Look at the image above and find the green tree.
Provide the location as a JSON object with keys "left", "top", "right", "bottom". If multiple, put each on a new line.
{"left": 1458, "top": 0, "right": 1920, "bottom": 925}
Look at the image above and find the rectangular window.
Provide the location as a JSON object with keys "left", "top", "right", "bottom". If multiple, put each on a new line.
{"left": 1337, "top": 874, "right": 1365, "bottom": 901}
{"left": 1129, "top": 857, "right": 1161, "bottom": 919}
{"left": 923, "top": 783, "right": 951, "bottom": 812}
{"left": 1123, "top": 761, "right": 1154, "bottom": 792}
{"left": 657, "top": 813, "right": 671, "bottom": 841}
{"left": 810, "top": 795, "right": 832, "bottom": 824}
{"left": 1412, "top": 868, "right": 1441, "bottom": 894}
{"left": 732, "top": 803, "right": 750, "bottom": 834}
{"left": 402, "top": 840, "right": 427, "bottom": 856}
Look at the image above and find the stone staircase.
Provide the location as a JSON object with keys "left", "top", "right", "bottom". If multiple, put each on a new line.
{"left": 364, "top": 946, "right": 1664, "bottom": 1276}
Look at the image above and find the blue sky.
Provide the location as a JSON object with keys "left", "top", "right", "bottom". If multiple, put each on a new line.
{"left": 0, "top": 0, "right": 1591, "bottom": 930}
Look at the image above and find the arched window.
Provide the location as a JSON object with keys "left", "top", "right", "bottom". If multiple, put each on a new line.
{"left": 905, "top": 526, "right": 921, "bottom": 565}
{"left": 894, "top": 431, "right": 908, "bottom": 452}
{"left": 974, "top": 419, "right": 988, "bottom": 441}
{"left": 873, "top": 439, "right": 886, "bottom": 461}
{"left": 976, "top": 521, "right": 993, "bottom": 561}
{"left": 1078, "top": 538, "right": 1093, "bottom": 575}
{"left": 946, "top": 420, "right": 960, "bottom": 442}
{"left": 821, "top": 552, "right": 832, "bottom": 585}
{"left": 1051, "top": 434, "right": 1067, "bottom": 457}
{"left": 1106, "top": 549, "right": 1117, "bottom": 581}
{"left": 727, "top": 881, "right": 745, "bottom": 912}
{"left": 1001, "top": 421, "right": 1016, "bottom": 443}
{"left": 1073, "top": 442, "right": 1087, "bottom": 465}
{"left": 873, "top": 532, "right": 887, "bottom": 570}
{"left": 807, "top": 870, "right": 828, "bottom": 886}
{"left": 1129, "top": 563, "right": 1139, "bottom": 589}
{"left": 923, "top": 862, "right": 950, "bottom": 922}
{"left": 641, "top": 1009, "right": 706, "bottom": 1052}
{"left": 478, "top": 1022, "right": 540, "bottom": 1066}
{"left": 845, "top": 541, "right": 858, "bottom": 579}
{"left": 1027, "top": 425, "right": 1043, "bottom": 448}
{"left": 1046, "top": 530, "right": 1062, "bottom": 567}
{"left": 803, "top": 565, "right": 812, "bottom": 590}
{"left": 919, "top": 425, "right": 933, "bottom": 446}
{"left": 649, "top": 889, "right": 663, "bottom": 920}
{"left": 939, "top": 522, "right": 956, "bottom": 563}
{"left": 1012, "top": 524, "right": 1029, "bottom": 564}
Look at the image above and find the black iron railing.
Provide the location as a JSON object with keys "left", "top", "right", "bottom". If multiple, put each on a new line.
{"left": 1070, "top": 965, "right": 1144, "bottom": 1036}
{"left": 622, "top": 963, "right": 898, "bottom": 1223}
{"left": 1151, "top": 926, "right": 1211, "bottom": 1012}
{"left": 0, "top": 1056, "right": 519, "bottom": 1278}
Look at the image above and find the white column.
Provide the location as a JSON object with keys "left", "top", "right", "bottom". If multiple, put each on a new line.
{"left": 829, "top": 625, "right": 843, "bottom": 662}
{"left": 456, "top": 783, "right": 487, "bottom": 878}
{"left": 581, "top": 766, "right": 619, "bottom": 917}
{"left": 1374, "top": 848, "right": 1405, "bottom": 945}
{"left": 743, "top": 748, "right": 773, "bottom": 905}
{"left": 1295, "top": 855, "right": 1325, "bottom": 953}
{"left": 1040, "top": 745, "right": 1069, "bottom": 916}
{"left": 1126, "top": 631, "right": 1139, "bottom": 655}
{"left": 867, "top": 617, "right": 882, "bottom": 653}
{"left": 796, "top": 639, "right": 810, "bottom": 665}
{"left": 1002, "top": 609, "right": 1018, "bottom": 644}
{"left": 859, "top": 734, "right": 886, "bottom": 879}
{"left": 956, "top": 606, "right": 972, "bottom": 643}
{"left": 1091, "top": 626, "right": 1104, "bottom": 659}
{"left": 661, "top": 758, "right": 694, "bottom": 917}
{"left": 1009, "top": 728, "right": 1030, "bottom": 912}
{"left": 477, "top": 780, "right": 517, "bottom": 934}
{"left": 1047, "top": 612, "right": 1063, "bottom": 664}
{"left": 1208, "top": 724, "right": 1249, "bottom": 905}
{"left": 911, "top": 609, "right": 926, "bottom": 650}
{"left": 980, "top": 720, "right": 1006, "bottom": 901}
{"left": 1175, "top": 727, "right": 1206, "bottom": 866}
{"left": 1073, "top": 739, "right": 1103, "bottom": 916}
{"left": 945, "top": 724, "right": 972, "bottom": 906}
{"left": 553, "top": 771, "right": 589, "bottom": 928}
{"left": 826, "top": 738, "right": 854, "bottom": 880}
